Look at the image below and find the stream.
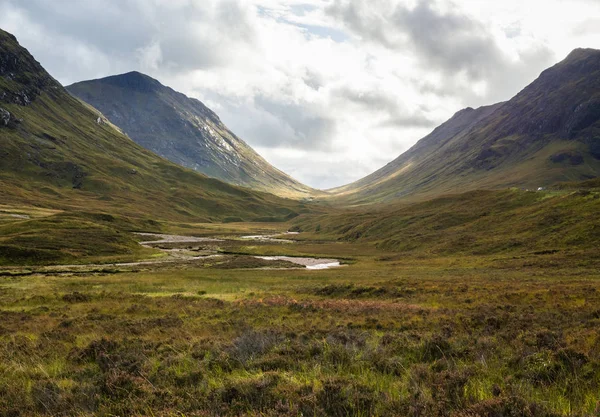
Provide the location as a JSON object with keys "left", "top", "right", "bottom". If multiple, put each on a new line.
{"left": 0, "top": 233, "right": 342, "bottom": 273}
{"left": 137, "top": 232, "right": 342, "bottom": 270}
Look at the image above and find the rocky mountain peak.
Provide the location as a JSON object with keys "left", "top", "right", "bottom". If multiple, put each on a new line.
{"left": 100, "top": 71, "right": 163, "bottom": 93}
{"left": 67, "top": 71, "right": 316, "bottom": 197}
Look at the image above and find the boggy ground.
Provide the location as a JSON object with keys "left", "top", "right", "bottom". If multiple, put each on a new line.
{"left": 1, "top": 237, "right": 599, "bottom": 417}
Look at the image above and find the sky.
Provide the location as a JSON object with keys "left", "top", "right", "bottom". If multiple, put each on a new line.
{"left": 1, "top": 0, "right": 599, "bottom": 189}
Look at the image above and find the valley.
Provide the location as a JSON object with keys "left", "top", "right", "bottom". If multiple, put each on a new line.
{"left": 1, "top": 207, "right": 600, "bottom": 416}
{"left": 1, "top": 186, "right": 599, "bottom": 415}
{"left": 1, "top": 22, "right": 600, "bottom": 417}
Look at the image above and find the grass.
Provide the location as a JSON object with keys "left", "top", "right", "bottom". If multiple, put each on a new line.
{"left": 0, "top": 245, "right": 599, "bottom": 416}
{"left": 66, "top": 72, "right": 318, "bottom": 199}
{"left": 293, "top": 188, "right": 600, "bottom": 257}
{"left": 0, "top": 207, "right": 163, "bottom": 266}
{"left": 0, "top": 28, "right": 311, "bottom": 226}
{"left": 3, "top": 27, "right": 600, "bottom": 416}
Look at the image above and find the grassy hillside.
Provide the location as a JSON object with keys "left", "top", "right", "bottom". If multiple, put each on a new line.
{"left": 67, "top": 72, "right": 319, "bottom": 199}
{"left": 294, "top": 187, "right": 600, "bottom": 257}
{"left": 0, "top": 28, "right": 309, "bottom": 264}
{"left": 330, "top": 49, "right": 600, "bottom": 204}
{"left": 0, "top": 91, "right": 304, "bottom": 222}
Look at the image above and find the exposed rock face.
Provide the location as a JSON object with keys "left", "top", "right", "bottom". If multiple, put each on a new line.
{"left": 0, "top": 106, "right": 21, "bottom": 128}
{"left": 0, "top": 30, "right": 60, "bottom": 106}
{"left": 0, "top": 28, "right": 303, "bottom": 222}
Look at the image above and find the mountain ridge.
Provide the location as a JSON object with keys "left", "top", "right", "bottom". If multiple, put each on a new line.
{"left": 330, "top": 48, "right": 600, "bottom": 203}
{"left": 67, "top": 71, "right": 317, "bottom": 199}
{"left": 0, "top": 28, "right": 305, "bottom": 224}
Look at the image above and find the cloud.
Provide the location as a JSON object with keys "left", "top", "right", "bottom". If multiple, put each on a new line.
{"left": 333, "top": 87, "right": 435, "bottom": 128}
{"left": 326, "top": 0, "right": 555, "bottom": 104}
{"left": 392, "top": 1, "right": 503, "bottom": 78}
{"left": 572, "top": 18, "right": 600, "bottom": 36}
{"left": 254, "top": 96, "right": 338, "bottom": 150}
{"left": 136, "top": 41, "right": 163, "bottom": 71}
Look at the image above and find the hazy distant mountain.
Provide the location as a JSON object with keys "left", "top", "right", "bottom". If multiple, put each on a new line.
{"left": 331, "top": 49, "right": 600, "bottom": 203}
{"left": 67, "top": 72, "right": 316, "bottom": 199}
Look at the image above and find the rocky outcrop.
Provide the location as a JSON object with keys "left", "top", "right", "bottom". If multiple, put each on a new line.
{"left": 0, "top": 106, "right": 22, "bottom": 128}
{"left": 0, "top": 107, "right": 10, "bottom": 126}
{"left": 0, "top": 29, "right": 60, "bottom": 105}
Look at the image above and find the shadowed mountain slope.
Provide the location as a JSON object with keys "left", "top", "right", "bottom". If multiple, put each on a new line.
{"left": 67, "top": 72, "right": 317, "bottom": 199}
{"left": 331, "top": 49, "right": 600, "bottom": 203}
{"left": 0, "top": 28, "right": 306, "bottom": 224}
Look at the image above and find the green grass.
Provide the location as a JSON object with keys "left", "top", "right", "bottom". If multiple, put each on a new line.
{"left": 0, "top": 88, "right": 306, "bottom": 222}
{"left": 0, "top": 245, "right": 599, "bottom": 416}
{"left": 0, "top": 27, "right": 327, "bottom": 265}
{"left": 0, "top": 210, "right": 162, "bottom": 266}
{"left": 0, "top": 28, "right": 310, "bottom": 225}
{"left": 66, "top": 72, "right": 319, "bottom": 199}
{"left": 3, "top": 28, "right": 600, "bottom": 416}
{"left": 293, "top": 188, "right": 600, "bottom": 257}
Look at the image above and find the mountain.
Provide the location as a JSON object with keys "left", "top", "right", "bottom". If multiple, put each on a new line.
{"left": 0, "top": 28, "right": 305, "bottom": 224}
{"left": 331, "top": 49, "right": 600, "bottom": 203}
{"left": 66, "top": 72, "right": 316, "bottom": 199}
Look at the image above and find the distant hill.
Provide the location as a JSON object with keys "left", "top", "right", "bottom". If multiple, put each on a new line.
{"left": 67, "top": 72, "right": 316, "bottom": 199}
{"left": 0, "top": 28, "right": 304, "bottom": 224}
{"left": 294, "top": 186, "right": 600, "bottom": 256}
{"left": 331, "top": 49, "right": 600, "bottom": 203}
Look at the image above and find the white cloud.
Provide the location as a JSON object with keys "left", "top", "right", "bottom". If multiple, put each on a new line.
{"left": 0, "top": 0, "right": 598, "bottom": 188}
{"left": 136, "top": 41, "right": 163, "bottom": 71}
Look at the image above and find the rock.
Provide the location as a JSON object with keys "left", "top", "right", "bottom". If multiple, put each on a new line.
{"left": 0, "top": 107, "right": 10, "bottom": 126}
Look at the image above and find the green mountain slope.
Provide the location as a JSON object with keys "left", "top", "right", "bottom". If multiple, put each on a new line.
{"left": 295, "top": 186, "right": 600, "bottom": 256}
{"left": 0, "top": 28, "right": 304, "bottom": 225}
{"left": 331, "top": 49, "right": 600, "bottom": 203}
{"left": 67, "top": 72, "right": 317, "bottom": 199}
